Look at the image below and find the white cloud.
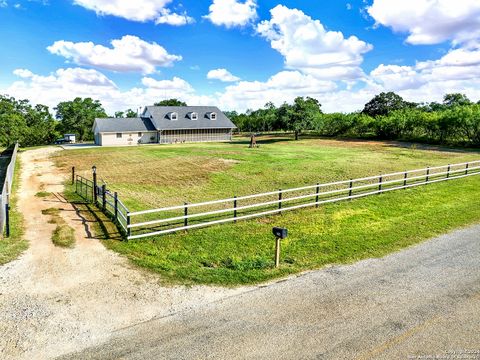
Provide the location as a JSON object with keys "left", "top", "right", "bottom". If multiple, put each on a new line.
{"left": 3, "top": 67, "right": 215, "bottom": 114}
{"left": 204, "top": 0, "right": 257, "bottom": 28}
{"left": 155, "top": 9, "right": 195, "bottom": 26}
{"left": 207, "top": 68, "right": 240, "bottom": 82}
{"left": 47, "top": 35, "right": 182, "bottom": 74}
{"left": 0, "top": 1, "right": 7, "bottom": 7}
{"left": 257, "top": 5, "right": 373, "bottom": 80}
{"left": 217, "top": 70, "right": 337, "bottom": 110}
{"left": 367, "top": 0, "right": 480, "bottom": 45}
{"left": 141, "top": 76, "right": 194, "bottom": 93}
{"left": 73, "top": 0, "right": 194, "bottom": 25}
{"left": 371, "top": 47, "right": 480, "bottom": 90}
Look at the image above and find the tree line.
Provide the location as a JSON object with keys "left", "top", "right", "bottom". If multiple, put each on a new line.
{"left": 226, "top": 92, "right": 480, "bottom": 146}
{"left": 0, "top": 96, "right": 186, "bottom": 147}
{"left": 1, "top": 92, "right": 480, "bottom": 147}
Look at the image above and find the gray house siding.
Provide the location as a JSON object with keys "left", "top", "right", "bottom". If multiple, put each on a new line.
{"left": 93, "top": 106, "right": 236, "bottom": 146}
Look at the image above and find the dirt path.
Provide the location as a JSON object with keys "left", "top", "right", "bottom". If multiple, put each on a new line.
{"left": 0, "top": 148, "right": 247, "bottom": 359}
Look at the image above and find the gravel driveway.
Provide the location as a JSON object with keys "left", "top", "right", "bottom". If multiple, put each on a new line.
{"left": 62, "top": 224, "right": 480, "bottom": 359}
{"left": 0, "top": 148, "right": 247, "bottom": 359}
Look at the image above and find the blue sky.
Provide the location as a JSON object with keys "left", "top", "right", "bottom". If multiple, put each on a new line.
{"left": 1, "top": 0, "right": 479, "bottom": 114}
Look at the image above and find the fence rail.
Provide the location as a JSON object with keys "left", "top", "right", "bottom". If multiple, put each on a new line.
{"left": 126, "top": 160, "right": 480, "bottom": 240}
{"left": 74, "top": 175, "right": 129, "bottom": 234}
{"left": 0, "top": 142, "right": 19, "bottom": 237}
{"left": 73, "top": 160, "right": 480, "bottom": 241}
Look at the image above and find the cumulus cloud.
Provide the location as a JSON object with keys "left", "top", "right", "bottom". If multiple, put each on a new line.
{"left": 73, "top": 0, "right": 194, "bottom": 25}
{"left": 47, "top": 35, "right": 182, "bottom": 74}
{"left": 367, "top": 0, "right": 480, "bottom": 45}
{"left": 204, "top": 0, "right": 257, "bottom": 28}
{"left": 217, "top": 70, "right": 337, "bottom": 110}
{"left": 4, "top": 67, "right": 215, "bottom": 114}
{"left": 371, "top": 47, "right": 480, "bottom": 90}
{"left": 257, "top": 5, "right": 373, "bottom": 80}
{"left": 207, "top": 68, "right": 240, "bottom": 82}
{"left": 155, "top": 9, "right": 195, "bottom": 26}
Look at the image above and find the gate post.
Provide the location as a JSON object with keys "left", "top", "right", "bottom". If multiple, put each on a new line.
{"left": 102, "top": 185, "right": 106, "bottom": 211}
{"left": 114, "top": 192, "right": 118, "bottom": 221}
{"left": 5, "top": 203, "right": 10, "bottom": 238}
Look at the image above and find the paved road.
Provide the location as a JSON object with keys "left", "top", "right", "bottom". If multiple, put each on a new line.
{"left": 62, "top": 225, "right": 480, "bottom": 359}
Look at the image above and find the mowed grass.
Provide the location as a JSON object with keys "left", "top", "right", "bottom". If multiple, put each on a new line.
{"left": 54, "top": 136, "right": 480, "bottom": 285}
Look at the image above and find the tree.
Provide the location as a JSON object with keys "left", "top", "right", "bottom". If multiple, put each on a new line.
{"left": 362, "top": 92, "right": 416, "bottom": 117}
{"left": 115, "top": 109, "right": 138, "bottom": 118}
{"left": 55, "top": 97, "right": 107, "bottom": 141}
{"left": 288, "top": 97, "right": 322, "bottom": 140}
{"left": 125, "top": 109, "right": 137, "bottom": 118}
{"left": 154, "top": 99, "right": 187, "bottom": 106}
{"left": 443, "top": 93, "right": 471, "bottom": 107}
{"left": 0, "top": 95, "right": 59, "bottom": 146}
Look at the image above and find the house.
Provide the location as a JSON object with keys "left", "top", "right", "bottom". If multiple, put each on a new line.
{"left": 92, "top": 106, "right": 236, "bottom": 146}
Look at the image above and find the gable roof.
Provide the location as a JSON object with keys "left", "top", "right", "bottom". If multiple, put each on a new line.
{"left": 144, "top": 106, "right": 236, "bottom": 130}
{"left": 94, "top": 117, "right": 156, "bottom": 133}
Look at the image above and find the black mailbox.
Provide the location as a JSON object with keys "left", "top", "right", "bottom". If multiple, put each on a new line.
{"left": 272, "top": 227, "right": 288, "bottom": 239}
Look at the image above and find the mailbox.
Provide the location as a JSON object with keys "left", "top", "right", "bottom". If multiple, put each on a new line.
{"left": 272, "top": 227, "right": 288, "bottom": 239}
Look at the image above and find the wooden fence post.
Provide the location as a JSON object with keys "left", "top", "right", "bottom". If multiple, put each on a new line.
{"left": 184, "top": 203, "right": 188, "bottom": 227}
{"left": 348, "top": 180, "right": 353, "bottom": 198}
{"left": 315, "top": 183, "right": 320, "bottom": 208}
{"left": 378, "top": 175, "right": 383, "bottom": 194}
{"left": 447, "top": 165, "right": 451, "bottom": 178}
{"left": 426, "top": 167, "right": 430, "bottom": 183}
{"left": 71, "top": 166, "right": 75, "bottom": 185}
{"left": 233, "top": 196, "right": 237, "bottom": 223}
{"left": 403, "top": 171, "right": 408, "bottom": 188}
{"left": 275, "top": 236, "right": 281, "bottom": 268}
{"left": 465, "top": 163, "right": 469, "bottom": 175}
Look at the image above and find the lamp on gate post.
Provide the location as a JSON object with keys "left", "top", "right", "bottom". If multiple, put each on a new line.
{"left": 92, "top": 165, "right": 97, "bottom": 203}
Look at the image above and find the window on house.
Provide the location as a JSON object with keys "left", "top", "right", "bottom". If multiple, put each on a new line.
{"left": 138, "top": 132, "right": 142, "bottom": 137}
{"left": 191, "top": 112, "right": 198, "bottom": 120}
{"left": 169, "top": 112, "right": 178, "bottom": 120}
{"left": 116, "top": 133, "right": 122, "bottom": 138}
{"left": 210, "top": 112, "right": 217, "bottom": 120}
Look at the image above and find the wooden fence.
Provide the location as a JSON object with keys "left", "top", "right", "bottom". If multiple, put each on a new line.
{"left": 0, "top": 142, "right": 19, "bottom": 237}
{"left": 74, "top": 160, "right": 480, "bottom": 241}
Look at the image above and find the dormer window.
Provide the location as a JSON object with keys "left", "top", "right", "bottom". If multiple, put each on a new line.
{"left": 168, "top": 112, "right": 178, "bottom": 121}
{"left": 189, "top": 112, "right": 198, "bottom": 120}
{"left": 208, "top": 112, "right": 217, "bottom": 120}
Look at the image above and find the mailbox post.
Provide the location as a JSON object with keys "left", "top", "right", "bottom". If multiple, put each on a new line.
{"left": 272, "top": 227, "right": 288, "bottom": 268}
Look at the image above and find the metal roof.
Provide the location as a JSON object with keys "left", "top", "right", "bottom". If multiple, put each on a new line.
{"left": 94, "top": 117, "right": 157, "bottom": 133}
{"left": 144, "top": 106, "right": 236, "bottom": 130}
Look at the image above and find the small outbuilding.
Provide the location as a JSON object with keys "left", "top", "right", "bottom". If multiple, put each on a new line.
{"left": 93, "top": 106, "right": 236, "bottom": 146}
{"left": 64, "top": 134, "right": 76, "bottom": 143}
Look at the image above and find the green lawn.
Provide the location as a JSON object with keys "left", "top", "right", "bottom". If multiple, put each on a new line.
{"left": 55, "top": 136, "right": 480, "bottom": 285}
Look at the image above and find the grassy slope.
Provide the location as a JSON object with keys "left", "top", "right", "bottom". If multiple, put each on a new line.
{"left": 55, "top": 137, "right": 480, "bottom": 285}
{"left": 0, "top": 158, "right": 28, "bottom": 265}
